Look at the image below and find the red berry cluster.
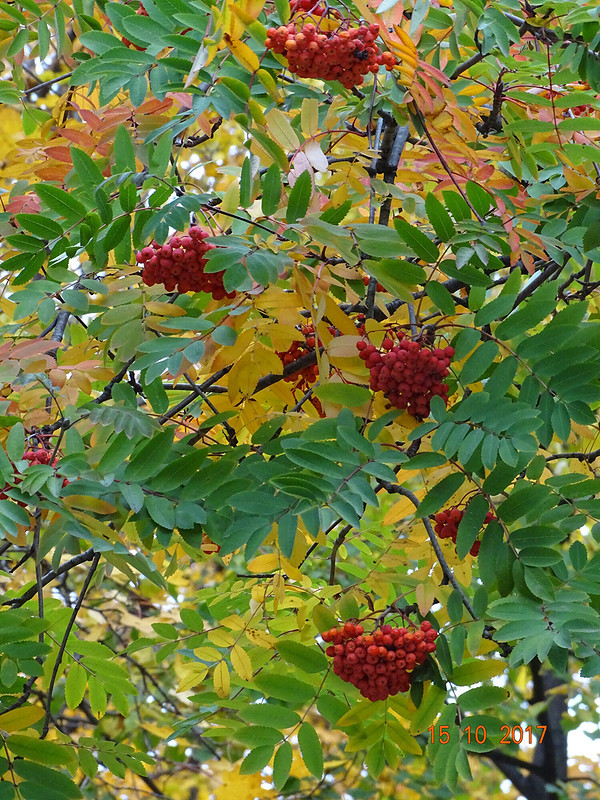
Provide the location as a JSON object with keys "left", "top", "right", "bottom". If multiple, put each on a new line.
{"left": 0, "top": 447, "right": 68, "bottom": 503}
{"left": 265, "top": 22, "right": 397, "bottom": 89}
{"left": 136, "top": 226, "right": 235, "bottom": 300}
{"left": 277, "top": 323, "right": 338, "bottom": 391}
{"left": 121, "top": 3, "right": 148, "bottom": 50}
{"left": 322, "top": 621, "right": 438, "bottom": 702}
{"left": 433, "top": 506, "right": 496, "bottom": 557}
{"left": 290, "top": 0, "right": 326, "bottom": 15}
{"left": 357, "top": 331, "right": 454, "bottom": 418}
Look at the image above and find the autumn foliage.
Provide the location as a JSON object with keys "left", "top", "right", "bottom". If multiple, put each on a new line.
{"left": 0, "top": 0, "right": 600, "bottom": 799}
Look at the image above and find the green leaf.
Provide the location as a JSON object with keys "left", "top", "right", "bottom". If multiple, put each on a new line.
{"left": 451, "top": 659, "right": 506, "bottom": 686}
{"left": 239, "top": 745, "right": 274, "bottom": 775}
{"left": 6, "top": 423, "right": 24, "bottom": 462}
{"left": 410, "top": 684, "right": 446, "bottom": 735}
{"left": 34, "top": 184, "right": 87, "bottom": 222}
{"left": 426, "top": 281, "right": 456, "bottom": 315}
{"left": 363, "top": 258, "right": 425, "bottom": 297}
{"left": 15, "top": 214, "right": 63, "bottom": 240}
{"left": 457, "top": 686, "right": 509, "bottom": 712}
{"left": 239, "top": 705, "right": 301, "bottom": 729}
{"left": 417, "top": 473, "right": 465, "bottom": 518}
{"left": 286, "top": 170, "right": 312, "bottom": 224}
{"left": 393, "top": 217, "right": 439, "bottom": 262}
{"left": 65, "top": 662, "right": 87, "bottom": 710}
{"left": 298, "top": 722, "right": 323, "bottom": 778}
{"left": 13, "top": 762, "right": 82, "bottom": 799}
{"left": 261, "top": 163, "right": 281, "bottom": 216}
{"left": 253, "top": 672, "right": 314, "bottom": 704}
{"left": 71, "top": 147, "right": 105, "bottom": 191}
{"left": 276, "top": 640, "right": 328, "bottom": 673}
{"left": 313, "top": 383, "right": 371, "bottom": 407}
{"left": 456, "top": 494, "right": 489, "bottom": 559}
{"left": 114, "top": 125, "right": 137, "bottom": 174}
{"left": 234, "top": 726, "right": 283, "bottom": 748}
{"left": 6, "top": 736, "right": 76, "bottom": 768}
{"left": 459, "top": 340, "right": 499, "bottom": 385}
{"left": 272, "top": 741, "right": 293, "bottom": 791}
{"left": 425, "top": 193, "right": 456, "bottom": 241}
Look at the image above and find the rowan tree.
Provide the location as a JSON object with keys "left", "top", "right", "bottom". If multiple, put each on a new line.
{"left": 0, "top": 0, "right": 600, "bottom": 799}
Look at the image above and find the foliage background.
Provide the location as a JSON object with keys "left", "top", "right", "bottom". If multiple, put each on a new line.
{"left": 1, "top": 0, "right": 600, "bottom": 798}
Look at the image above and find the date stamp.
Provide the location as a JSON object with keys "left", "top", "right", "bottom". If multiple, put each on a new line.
{"left": 428, "top": 724, "right": 547, "bottom": 745}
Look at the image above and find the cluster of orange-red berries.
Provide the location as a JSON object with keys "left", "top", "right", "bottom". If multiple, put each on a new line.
{"left": 357, "top": 330, "right": 454, "bottom": 418}
{"left": 277, "top": 323, "right": 337, "bottom": 391}
{"left": 265, "top": 21, "right": 397, "bottom": 89}
{"left": 136, "top": 226, "right": 235, "bottom": 300}
{"left": 322, "top": 621, "right": 437, "bottom": 701}
{"left": 433, "top": 506, "right": 496, "bottom": 557}
{"left": 290, "top": 0, "right": 326, "bottom": 15}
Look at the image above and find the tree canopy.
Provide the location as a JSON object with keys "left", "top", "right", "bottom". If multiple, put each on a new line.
{"left": 1, "top": 0, "right": 600, "bottom": 799}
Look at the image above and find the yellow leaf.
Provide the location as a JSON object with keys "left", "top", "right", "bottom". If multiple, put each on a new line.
{"left": 0, "top": 705, "right": 45, "bottom": 733}
{"left": 223, "top": 33, "right": 259, "bottom": 73}
{"left": 247, "top": 553, "right": 279, "bottom": 573}
{"left": 231, "top": 644, "right": 253, "bottom": 681}
{"left": 257, "top": 69, "right": 282, "bottom": 103}
{"left": 415, "top": 582, "right": 436, "bottom": 617}
{"left": 177, "top": 663, "right": 209, "bottom": 693}
{"left": 245, "top": 628, "right": 277, "bottom": 649}
{"left": 193, "top": 646, "right": 222, "bottom": 661}
{"left": 221, "top": 614, "right": 246, "bottom": 630}
{"left": 145, "top": 301, "right": 187, "bottom": 316}
{"left": 63, "top": 496, "right": 116, "bottom": 515}
{"left": 208, "top": 629, "right": 235, "bottom": 647}
{"left": 266, "top": 108, "right": 300, "bottom": 151}
{"left": 222, "top": 179, "right": 240, "bottom": 212}
{"left": 214, "top": 661, "right": 230, "bottom": 698}
{"left": 301, "top": 98, "right": 319, "bottom": 137}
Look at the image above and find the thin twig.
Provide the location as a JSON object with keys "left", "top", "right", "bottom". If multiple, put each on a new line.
{"left": 41, "top": 552, "right": 101, "bottom": 738}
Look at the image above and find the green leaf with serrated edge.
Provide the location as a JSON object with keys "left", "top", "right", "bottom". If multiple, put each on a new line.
{"left": 239, "top": 705, "right": 300, "bottom": 729}
{"left": 272, "top": 741, "right": 293, "bottom": 791}
{"left": 417, "top": 473, "right": 465, "bottom": 518}
{"left": 459, "top": 340, "right": 499, "bottom": 385}
{"left": 276, "top": 640, "right": 328, "bottom": 673}
{"left": 393, "top": 217, "right": 439, "bottom": 262}
{"left": 71, "top": 147, "right": 105, "bottom": 190}
{"left": 6, "top": 735, "right": 76, "bottom": 767}
{"left": 298, "top": 722, "right": 323, "bottom": 778}
{"left": 386, "top": 717, "right": 423, "bottom": 755}
{"left": 239, "top": 745, "right": 274, "bottom": 775}
{"left": 365, "top": 739, "right": 385, "bottom": 779}
{"left": 114, "top": 124, "right": 137, "bottom": 173}
{"left": 15, "top": 214, "right": 63, "bottom": 240}
{"left": 313, "top": 383, "right": 371, "bottom": 407}
{"left": 253, "top": 672, "right": 314, "bottom": 704}
{"left": 426, "top": 281, "right": 455, "bottom": 315}
{"left": 410, "top": 684, "right": 446, "bottom": 734}
{"left": 451, "top": 659, "right": 505, "bottom": 686}
{"left": 286, "top": 170, "right": 312, "bottom": 224}
{"left": 457, "top": 686, "right": 509, "bottom": 713}
{"left": 65, "top": 662, "right": 87, "bottom": 710}
{"left": 425, "top": 193, "right": 456, "bottom": 240}
{"left": 12, "top": 762, "right": 82, "bottom": 799}
{"left": 456, "top": 494, "right": 489, "bottom": 559}
{"left": 34, "top": 184, "right": 87, "bottom": 221}
{"left": 335, "top": 700, "right": 381, "bottom": 728}
{"left": 6, "top": 423, "right": 24, "bottom": 463}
